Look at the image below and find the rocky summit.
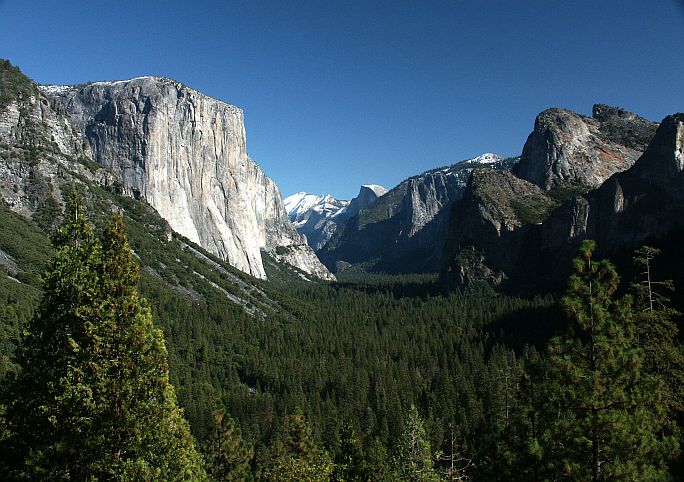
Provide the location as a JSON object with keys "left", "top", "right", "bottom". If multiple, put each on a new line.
{"left": 441, "top": 108, "right": 682, "bottom": 293}
{"left": 513, "top": 104, "right": 657, "bottom": 190}
{"left": 40, "top": 77, "right": 333, "bottom": 280}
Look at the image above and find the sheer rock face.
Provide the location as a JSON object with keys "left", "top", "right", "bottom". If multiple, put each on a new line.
{"left": 0, "top": 86, "right": 86, "bottom": 158}
{"left": 441, "top": 113, "right": 683, "bottom": 293}
{"left": 0, "top": 82, "right": 99, "bottom": 219}
{"left": 43, "top": 77, "right": 332, "bottom": 280}
{"left": 543, "top": 113, "right": 684, "bottom": 252}
{"left": 514, "top": 105, "right": 657, "bottom": 190}
{"left": 320, "top": 155, "right": 515, "bottom": 274}
{"left": 343, "top": 184, "right": 388, "bottom": 220}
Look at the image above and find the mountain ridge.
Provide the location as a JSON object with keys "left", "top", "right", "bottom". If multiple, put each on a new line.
{"left": 38, "top": 74, "right": 333, "bottom": 280}
{"left": 319, "top": 153, "right": 515, "bottom": 273}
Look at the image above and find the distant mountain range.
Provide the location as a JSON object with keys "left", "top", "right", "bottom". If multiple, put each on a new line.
{"left": 2, "top": 57, "right": 682, "bottom": 298}
{"left": 284, "top": 185, "right": 387, "bottom": 250}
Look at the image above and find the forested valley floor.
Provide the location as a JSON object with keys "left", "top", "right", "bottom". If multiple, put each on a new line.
{"left": 1, "top": 197, "right": 682, "bottom": 480}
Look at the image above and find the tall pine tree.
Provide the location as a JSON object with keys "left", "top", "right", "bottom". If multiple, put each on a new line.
{"left": 544, "top": 240, "right": 676, "bottom": 480}
{"left": 394, "top": 404, "right": 441, "bottom": 482}
{"left": 0, "top": 194, "right": 206, "bottom": 480}
{"left": 257, "top": 412, "right": 333, "bottom": 481}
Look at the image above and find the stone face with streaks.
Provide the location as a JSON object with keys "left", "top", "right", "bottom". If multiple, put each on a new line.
{"left": 43, "top": 77, "right": 333, "bottom": 280}
{"left": 513, "top": 105, "right": 657, "bottom": 190}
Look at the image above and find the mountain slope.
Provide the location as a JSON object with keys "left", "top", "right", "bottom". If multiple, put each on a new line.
{"left": 41, "top": 76, "right": 332, "bottom": 280}
{"left": 513, "top": 104, "right": 657, "bottom": 189}
{"left": 319, "top": 154, "right": 516, "bottom": 273}
{"left": 284, "top": 192, "right": 349, "bottom": 250}
{"left": 442, "top": 111, "right": 681, "bottom": 294}
{"left": 284, "top": 185, "right": 388, "bottom": 251}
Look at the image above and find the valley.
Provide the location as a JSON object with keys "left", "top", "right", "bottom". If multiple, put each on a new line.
{"left": 1, "top": 57, "right": 683, "bottom": 480}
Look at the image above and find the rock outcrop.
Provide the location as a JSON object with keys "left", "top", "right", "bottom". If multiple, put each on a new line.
{"left": 284, "top": 192, "right": 350, "bottom": 251}
{"left": 539, "top": 113, "right": 684, "bottom": 254}
{"left": 340, "top": 184, "right": 388, "bottom": 220}
{"left": 513, "top": 105, "right": 657, "bottom": 190}
{"left": 0, "top": 60, "right": 100, "bottom": 222}
{"left": 42, "top": 77, "right": 333, "bottom": 280}
{"left": 320, "top": 154, "right": 515, "bottom": 273}
{"left": 441, "top": 112, "right": 682, "bottom": 293}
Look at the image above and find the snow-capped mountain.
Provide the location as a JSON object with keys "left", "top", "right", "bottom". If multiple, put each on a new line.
{"left": 285, "top": 184, "right": 388, "bottom": 251}
{"left": 469, "top": 152, "right": 502, "bottom": 164}
{"left": 284, "top": 193, "right": 349, "bottom": 250}
{"left": 284, "top": 193, "right": 349, "bottom": 229}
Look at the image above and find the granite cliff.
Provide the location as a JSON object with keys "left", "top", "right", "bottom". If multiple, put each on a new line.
{"left": 320, "top": 154, "right": 516, "bottom": 273}
{"left": 513, "top": 105, "right": 657, "bottom": 190}
{"left": 41, "top": 76, "right": 332, "bottom": 280}
{"left": 441, "top": 108, "right": 678, "bottom": 293}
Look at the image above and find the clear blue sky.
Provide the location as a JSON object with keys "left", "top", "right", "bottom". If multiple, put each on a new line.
{"left": 1, "top": 1, "right": 683, "bottom": 199}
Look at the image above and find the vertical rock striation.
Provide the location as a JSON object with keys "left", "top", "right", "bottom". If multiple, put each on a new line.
{"left": 513, "top": 105, "right": 657, "bottom": 190}
{"left": 320, "top": 154, "right": 515, "bottom": 273}
{"left": 43, "top": 77, "right": 332, "bottom": 280}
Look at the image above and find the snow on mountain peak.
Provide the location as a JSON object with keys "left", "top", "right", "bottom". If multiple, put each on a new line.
{"left": 362, "top": 184, "right": 388, "bottom": 196}
{"left": 469, "top": 153, "right": 503, "bottom": 164}
{"left": 284, "top": 192, "right": 350, "bottom": 227}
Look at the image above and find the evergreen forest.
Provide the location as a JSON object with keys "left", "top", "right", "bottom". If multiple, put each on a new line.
{"left": 0, "top": 190, "right": 682, "bottom": 480}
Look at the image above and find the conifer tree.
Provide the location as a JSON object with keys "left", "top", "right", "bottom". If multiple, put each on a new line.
{"left": 365, "top": 436, "right": 397, "bottom": 482}
{"left": 631, "top": 246, "right": 684, "bottom": 429}
{"left": 331, "top": 421, "right": 368, "bottom": 482}
{"left": 0, "top": 194, "right": 206, "bottom": 480}
{"left": 257, "top": 412, "right": 333, "bottom": 481}
{"left": 394, "top": 404, "right": 441, "bottom": 481}
{"left": 204, "top": 409, "right": 254, "bottom": 481}
{"left": 544, "top": 240, "right": 676, "bottom": 481}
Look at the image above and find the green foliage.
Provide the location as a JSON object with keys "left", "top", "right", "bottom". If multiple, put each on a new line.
{"left": 0, "top": 170, "right": 680, "bottom": 479}
{"left": 203, "top": 409, "right": 254, "bottom": 481}
{"left": 365, "top": 436, "right": 397, "bottom": 482}
{"left": 394, "top": 405, "right": 441, "bottom": 481}
{"left": 547, "top": 183, "right": 591, "bottom": 204}
{"left": 257, "top": 413, "right": 333, "bottom": 481}
{"left": 331, "top": 421, "right": 368, "bottom": 482}
{"left": 0, "top": 59, "right": 37, "bottom": 109}
{"left": 509, "top": 195, "right": 558, "bottom": 225}
{"left": 542, "top": 240, "right": 677, "bottom": 480}
{"left": 631, "top": 246, "right": 684, "bottom": 452}
{"left": 0, "top": 194, "right": 206, "bottom": 480}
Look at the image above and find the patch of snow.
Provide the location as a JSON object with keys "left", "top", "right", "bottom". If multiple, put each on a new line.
{"left": 362, "top": 184, "right": 388, "bottom": 196}
{"left": 284, "top": 192, "right": 349, "bottom": 221}
{"left": 90, "top": 76, "right": 156, "bottom": 87}
{"left": 39, "top": 84, "right": 72, "bottom": 94}
{"left": 332, "top": 206, "right": 348, "bottom": 218}
{"left": 469, "top": 153, "right": 503, "bottom": 164}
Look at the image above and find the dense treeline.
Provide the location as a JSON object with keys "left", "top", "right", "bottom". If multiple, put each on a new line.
{"left": 1, "top": 192, "right": 682, "bottom": 479}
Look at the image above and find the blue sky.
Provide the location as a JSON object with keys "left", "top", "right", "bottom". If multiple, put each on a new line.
{"left": 1, "top": 1, "right": 683, "bottom": 199}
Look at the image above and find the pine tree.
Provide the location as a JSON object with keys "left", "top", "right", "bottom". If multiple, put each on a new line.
{"left": 497, "top": 347, "right": 554, "bottom": 482}
{"left": 331, "top": 421, "right": 368, "bottom": 482}
{"left": 394, "top": 404, "right": 441, "bottom": 481}
{"left": 437, "top": 422, "right": 472, "bottom": 482}
{"left": 257, "top": 412, "right": 333, "bottom": 481}
{"left": 544, "top": 240, "right": 677, "bottom": 480}
{"left": 0, "top": 194, "right": 206, "bottom": 480}
{"left": 631, "top": 247, "right": 684, "bottom": 428}
{"left": 365, "top": 436, "right": 396, "bottom": 482}
{"left": 204, "top": 409, "right": 254, "bottom": 481}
